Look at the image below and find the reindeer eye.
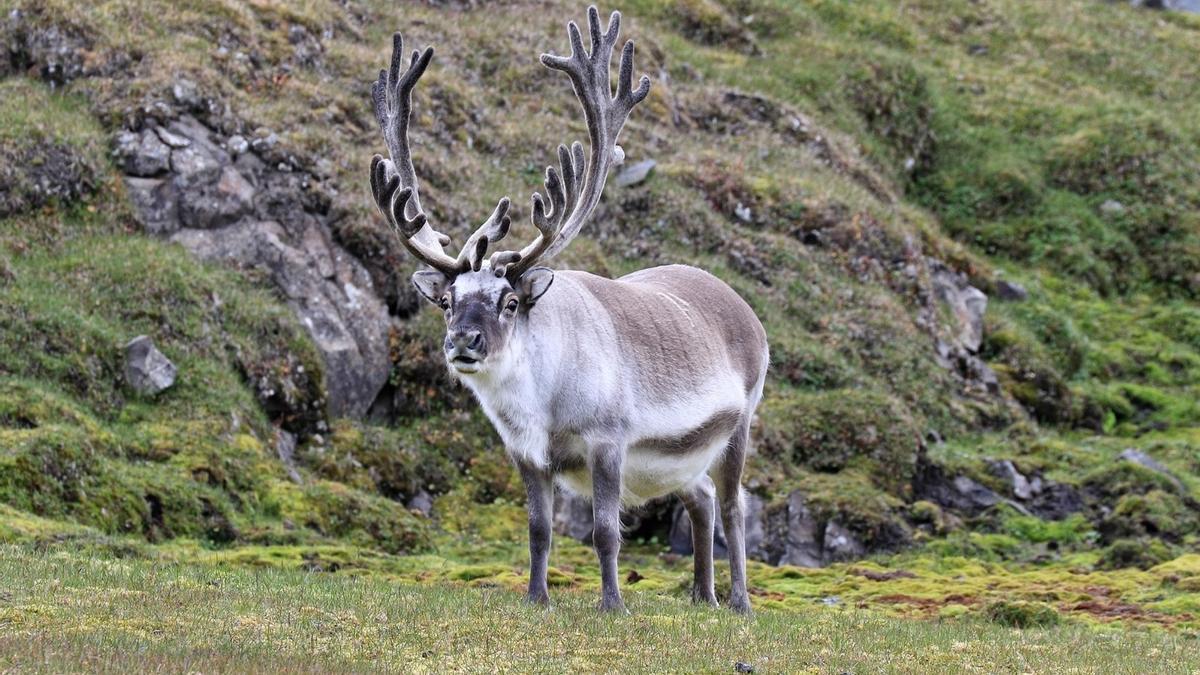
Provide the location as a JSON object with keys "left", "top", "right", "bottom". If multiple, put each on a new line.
{"left": 505, "top": 298, "right": 519, "bottom": 313}
{"left": 439, "top": 297, "right": 451, "bottom": 311}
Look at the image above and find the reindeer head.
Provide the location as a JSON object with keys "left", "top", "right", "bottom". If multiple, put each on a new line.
{"left": 369, "top": 6, "right": 650, "bottom": 376}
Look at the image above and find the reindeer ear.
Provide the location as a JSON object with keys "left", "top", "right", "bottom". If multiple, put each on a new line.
{"left": 412, "top": 269, "right": 449, "bottom": 305}
{"left": 519, "top": 267, "right": 554, "bottom": 305}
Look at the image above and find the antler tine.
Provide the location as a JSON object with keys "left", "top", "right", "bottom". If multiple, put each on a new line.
{"left": 497, "top": 5, "right": 651, "bottom": 279}
{"left": 457, "top": 198, "right": 513, "bottom": 272}
{"left": 371, "top": 154, "right": 460, "bottom": 273}
{"left": 371, "top": 31, "right": 466, "bottom": 276}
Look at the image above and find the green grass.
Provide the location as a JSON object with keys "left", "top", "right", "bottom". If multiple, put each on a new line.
{"left": 2, "top": 545, "right": 1198, "bottom": 674}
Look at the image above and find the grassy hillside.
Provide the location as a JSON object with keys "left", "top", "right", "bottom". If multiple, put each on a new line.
{"left": 1, "top": 0, "right": 1199, "bottom": 666}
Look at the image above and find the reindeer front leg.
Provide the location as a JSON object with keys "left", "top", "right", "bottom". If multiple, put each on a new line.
{"left": 518, "top": 462, "right": 554, "bottom": 606}
{"left": 590, "top": 442, "right": 626, "bottom": 612}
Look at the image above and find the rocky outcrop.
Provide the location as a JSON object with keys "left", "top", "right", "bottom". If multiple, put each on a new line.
{"left": 117, "top": 115, "right": 390, "bottom": 420}
{"left": 755, "top": 492, "right": 868, "bottom": 567}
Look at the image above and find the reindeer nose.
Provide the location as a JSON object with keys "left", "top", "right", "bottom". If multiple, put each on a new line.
{"left": 448, "top": 329, "right": 485, "bottom": 354}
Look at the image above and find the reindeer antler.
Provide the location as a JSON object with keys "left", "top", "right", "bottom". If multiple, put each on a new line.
{"left": 370, "top": 7, "right": 647, "bottom": 280}
{"left": 491, "top": 5, "right": 651, "bottom": 279}
{"left": 372, "top": 33, "right": 516, "bottom": 277}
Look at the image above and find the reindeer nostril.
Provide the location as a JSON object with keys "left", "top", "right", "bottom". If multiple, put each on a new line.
{"left": 467, "top": 331, "right": 484, "bottom": 351}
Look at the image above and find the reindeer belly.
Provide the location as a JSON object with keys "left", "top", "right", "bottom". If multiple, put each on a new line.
{"left": 553, "top": 408, "right": 742, "bottom": 507}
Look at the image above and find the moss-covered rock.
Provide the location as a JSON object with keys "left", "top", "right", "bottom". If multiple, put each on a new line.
{"left": 760, "top": 388, "right": 922, "bottom": 490}
{"left": 1097, "top": 538, "right": 1174, "bottom": 571}
{"left": 269, "top": 481, "right": 429, "bottom": 555}
{"left": 982, "top": 600, "right": 1061, "bottom": 628}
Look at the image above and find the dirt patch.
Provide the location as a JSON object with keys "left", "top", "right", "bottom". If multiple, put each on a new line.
{"left": 1064, "top": 599, "right": 1191, "bottom": 626}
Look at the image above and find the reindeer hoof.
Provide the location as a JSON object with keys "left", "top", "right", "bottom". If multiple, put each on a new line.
{"left": 729, "top": 598, "right": 753, "bottom": 616}
{"left": 598, "top": 597, "right": 628, "bottom": 614}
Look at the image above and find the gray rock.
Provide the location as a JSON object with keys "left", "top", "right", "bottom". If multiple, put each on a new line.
{"left": 1029, "top": 481, "right": 1085, "bottom": 520}
{"left": 117, "top": 130, "right": 171, "bottom": 177}
{"left": 952, "top": 475, "right": 1000, "bottom": 509}
{"left": 822, "top": 520, "right": 865, "bottom": 562}
{"left": 553, "top": 491, "right": 593, "bottom": 541}
{"left": 995, "top": 279, "right": 1028, "bottom": 302}
{"left": 614, "top": 159, "right": 656, "bottom": 187}
{"left": 744, "top": 492, "right": 765, "bottom": 557}
{"left": 170, "top": 220, "right": 390, "bottom": 417}
{"left": 1119, "top": 448, "right": 1184, "bottom": 491}
{"left": 931, "top": 260, "right": 988, "bottom": 353}
{"left": 170, "top": 144, "right": 221, "bottom": 184}
{"left": 251, "top": 132, "right": 279, "bottom": 154}
{"left": 172, "top": 78, "right": 200, "bottom": 108}
{"left": 153, "top": 126, "right": 191, "bottom": 149}
{"left": 406, "top": 489, "right": 434, "bottom": 517}
{"left": 1099, "top": 199, "right": 1126, "bottom": 216}
{"left": 276, "top": 429, "right": 303, "bottom": 484}
{"left": 124, "top": 176, "right": 179, "bottom": 234}
{"left": 734, "top": 202, "right": 753, "bottom": 223}
{"left": 177, "top": 166, "right": 254, "bottom": 229}
{"left": 167, "top": 117, "right": 231, "bottom": 166}
{"left": 121, "top": 114, "right": 389, "bottom": 419}
{"left": 989, "top": 459, "right": 1033, "bottom": 500}
{"left": 782, "top": 491, "right": 824, "bottom": 567}
{"left": 227, "top": 134, "right": 249, "bottom": 156}
{"left": 124, "top": 335, "right": 177, "bottom": 395}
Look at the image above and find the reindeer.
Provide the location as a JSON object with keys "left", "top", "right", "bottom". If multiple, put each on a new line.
{"left": 368, "top": 6, "right": 768, "bottom": 614}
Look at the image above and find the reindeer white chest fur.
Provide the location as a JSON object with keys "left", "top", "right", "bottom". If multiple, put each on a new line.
{"left": 368, "top": 6, "right": 767, "bottom": 614}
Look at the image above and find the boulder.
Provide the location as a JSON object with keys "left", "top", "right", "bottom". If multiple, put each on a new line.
{"left": 115, "top": 130, "right": 171, "bottom": 177}
{"left": 124, "top": 177, "right": 179, "bottom": 235}
{"left": 171, "top": 220, "right": 389, "bottom": 418}
{"left": 615, "top": 159, "right": 656, "bottom": 187}
{"left": 1028, "top": 481, "right": 1085, "bottom": 520}
{"left": 822, "top": 520, "right": 865, "bottom": 563}
{"left": 124, "top": 335, "right": 177, "bottom": 395}
{"left": 1119, "top": 448, "right": 1184, "bottom": 492}
{"left": 931, "top": 260, "right": 988, "bottom": 353}
{"left": 995, "top": 280, "right": 1029, "bottom": 302}
{"left": 406, "top": 489, "right": 434, "bottom": 517}
{"left": 988, "top": 459, "right": 1033, "bottom": 500}
{"left": 553, "top": 491, "right": 594, "bottom": 541}
{"left": 915, "top": 457, "right": 1001, "bottom": 513}
{"left": 275, "top": 429, "right": 303, "bottom": 484}
{"left": 177, "top": 165, "right": 255, "bottom": 229}
{"left": 669, "top": 492, "right": 766, "bottom": 560}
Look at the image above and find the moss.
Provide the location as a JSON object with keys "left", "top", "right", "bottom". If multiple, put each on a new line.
{"left": 269, "top": 481, "right": 429, "bottom": 555}
{"left": 1100, "top": 491, "right": 1196, "bottom": 543}
{"left": 666, "top": 0, "right": 758, "bottom": 54}
{"left": 1001, "top": 514, "right": 1092, "bottom": 546}
{"left": 845, "top": 56, "right": 936, "bottom": 177}
{"left": 760, "top": 388, "right": 922, "bottom": 489}
{"left": 982, "top": 600, "right": 1061, "bottom": 628}
{"left": 1082, "top": 463, "right": 1183, "bottom": 502}
{"left": 1097, "top": 539, "right": 1174, "bottom": 571}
